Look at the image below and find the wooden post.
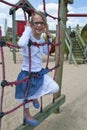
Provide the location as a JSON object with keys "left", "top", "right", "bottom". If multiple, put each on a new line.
{"left": 54, "top": 0, "right": 73, "bottom": 110}
{"left": 69, "top": 40, "right": 72, "bottom": 64}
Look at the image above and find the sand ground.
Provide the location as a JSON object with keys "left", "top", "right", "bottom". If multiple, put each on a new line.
{"left": 0, "top": 47, "right": 87, "bottom": 130}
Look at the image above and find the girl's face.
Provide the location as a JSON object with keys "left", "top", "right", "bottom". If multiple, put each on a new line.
{"left": 32, "top": 14, "right": 46, "bottom": 39}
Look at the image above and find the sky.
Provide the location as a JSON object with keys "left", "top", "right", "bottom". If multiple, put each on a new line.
{"left": 0, "top": 0, "right": 87, "bottom": 36}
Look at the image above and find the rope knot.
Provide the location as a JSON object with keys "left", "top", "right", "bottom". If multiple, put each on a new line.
{"left": 58, "top": 16, "right": 61, "bottom": 21}
{"left": 0, "top": 38, "right": 6, "bottom": 47}
{"left": 47, "top": 39, "right": 52, "bottom": 45}
{"left": 1, "top": 80, "right": 8, "bottom": 87}
{"left": 23, "top": 99, "right": 28, "bottom": 105}
{"left": 22, "top": 4, "right": 28, "bottom": 12}
{"left": 0, "top": 112, "right": 5, "bottom": 118}
{"left": 28, "top": 39, "right": 32, "bottom": 46}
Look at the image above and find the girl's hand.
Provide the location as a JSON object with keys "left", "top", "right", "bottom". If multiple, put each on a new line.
{"left": 44, "top": 24, "right": 52, "bottom": 38}
{"left": 46, "top": 31, "right": 52, "bottom": 38}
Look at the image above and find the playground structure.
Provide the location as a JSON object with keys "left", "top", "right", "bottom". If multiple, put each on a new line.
{"left": 66, "top": 9, "right": 87, "bottom": 64}
{"left": 1, "top": 0, "right": 87, "bottom": 130}
{"left": 5, "top": 0, "right": 87, "bottom": 65}
{"left": 65, "top": 25, "right": 87, "bottom": 64}
{"left": 0, "top": 0, "right": 68, "bottom": 129}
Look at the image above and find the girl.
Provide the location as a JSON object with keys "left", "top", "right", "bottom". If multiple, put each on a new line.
{"left": 15, "top": 11, "right": 59, "bottom": 126}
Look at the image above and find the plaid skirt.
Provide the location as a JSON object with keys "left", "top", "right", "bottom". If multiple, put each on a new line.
{"left": 15, "top": 68, "right": 50, "bottom": 99}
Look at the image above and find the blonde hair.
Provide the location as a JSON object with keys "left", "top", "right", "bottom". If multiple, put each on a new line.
{"left": 30, "top": 11, "right": 47, "bottom": 26}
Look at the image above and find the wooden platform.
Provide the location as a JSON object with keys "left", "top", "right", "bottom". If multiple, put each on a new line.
{"left": 15, "top": 94, "right": 65, "bottom": 130}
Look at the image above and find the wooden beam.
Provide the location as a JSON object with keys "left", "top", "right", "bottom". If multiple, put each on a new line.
{"left": 65, "top": 0, "right": 73, "bottom": 4}
{"left": 15, "top": 94, "right": 65, "bottom": 130}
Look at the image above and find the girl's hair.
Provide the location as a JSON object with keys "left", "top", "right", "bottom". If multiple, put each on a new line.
{"left": 30, "top": 11, "right": 47, "bottom": 26}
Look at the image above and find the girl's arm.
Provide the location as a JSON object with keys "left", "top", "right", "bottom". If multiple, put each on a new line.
{"left": 18, "top": 22, "right": 32, "bottom": 47}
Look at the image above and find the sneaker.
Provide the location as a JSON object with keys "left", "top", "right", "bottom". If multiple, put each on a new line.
{"left": 24, "top": 118, "right": 38, "bottom": 126}
{"left": 33, "top": 100, "right": 40, "bottom": 109}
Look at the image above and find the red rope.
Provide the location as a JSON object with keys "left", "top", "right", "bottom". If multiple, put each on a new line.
{"left": 43, "top": 0, "right": 46, "bottom": 12}
{"left": 43, "top": 0, "right": 59, "bottom": 20}
{"left": 7, "top": 76, "right": 29, "bottom": 86}
{"left": 45, "top": 44, "right": 50, "bottom": 68}
{"left": 0, "top": 45, "right": 6, "bottom": 114}
{"left": 0, "top": 47, "right": 5, "bottom": 80}
{"left": 6, "top": 42, "right": 20, "bottom": 49}
{"left": 67, "top": 13, "right": 87, "bottom": 17}
{"left": 0, "top": 41, "right": 60, "bottom": 89}
{"left": 22, "top": 0, "right": 27, "bottom": 24}
{"left": 0, "top": 0, "right": 21, "bottom": 8}
{"left": 24, "top": 46, "right": 31, "bottom": 98}
{"left": 4, "top": 99, "right": 32, "bottom": 116}
{"left": 0, "top": 0, "right": 34, "bottom": 13}
{"left": 0, "top": 1, "right": 61, "bottom": 128}
{"left": 6, "top": 40, "right": 60, "bottom": 48}
{"left": 0, "top": 31, "right": 5, "bottom": 130}
{"left": 0, "top": 47, "right": 5, "bottom": 111}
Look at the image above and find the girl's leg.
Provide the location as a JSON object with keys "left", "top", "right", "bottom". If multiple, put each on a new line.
{"left": 24, "top": 107, "right": 34, "bottom": 121}
{"left": 18, "top": 100, "right": 35, "bottom": 121}
{"left": 23, "top": 103, "right": 38, "bottom": 126}
{"left": 24, "top": 100, "right": 39, "bottom": 120}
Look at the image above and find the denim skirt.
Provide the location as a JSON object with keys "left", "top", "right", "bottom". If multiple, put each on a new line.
{"left": 15, "top": 68, "right": 50, "bottom": 99}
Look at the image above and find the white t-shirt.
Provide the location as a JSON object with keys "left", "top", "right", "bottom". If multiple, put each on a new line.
{"left": 18, "top": 26, "right": 48, "bottom": 72}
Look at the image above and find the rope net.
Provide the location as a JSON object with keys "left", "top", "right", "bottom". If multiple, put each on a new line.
{"left": 0, "top": 0, "right": 61, "bottom": 129}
